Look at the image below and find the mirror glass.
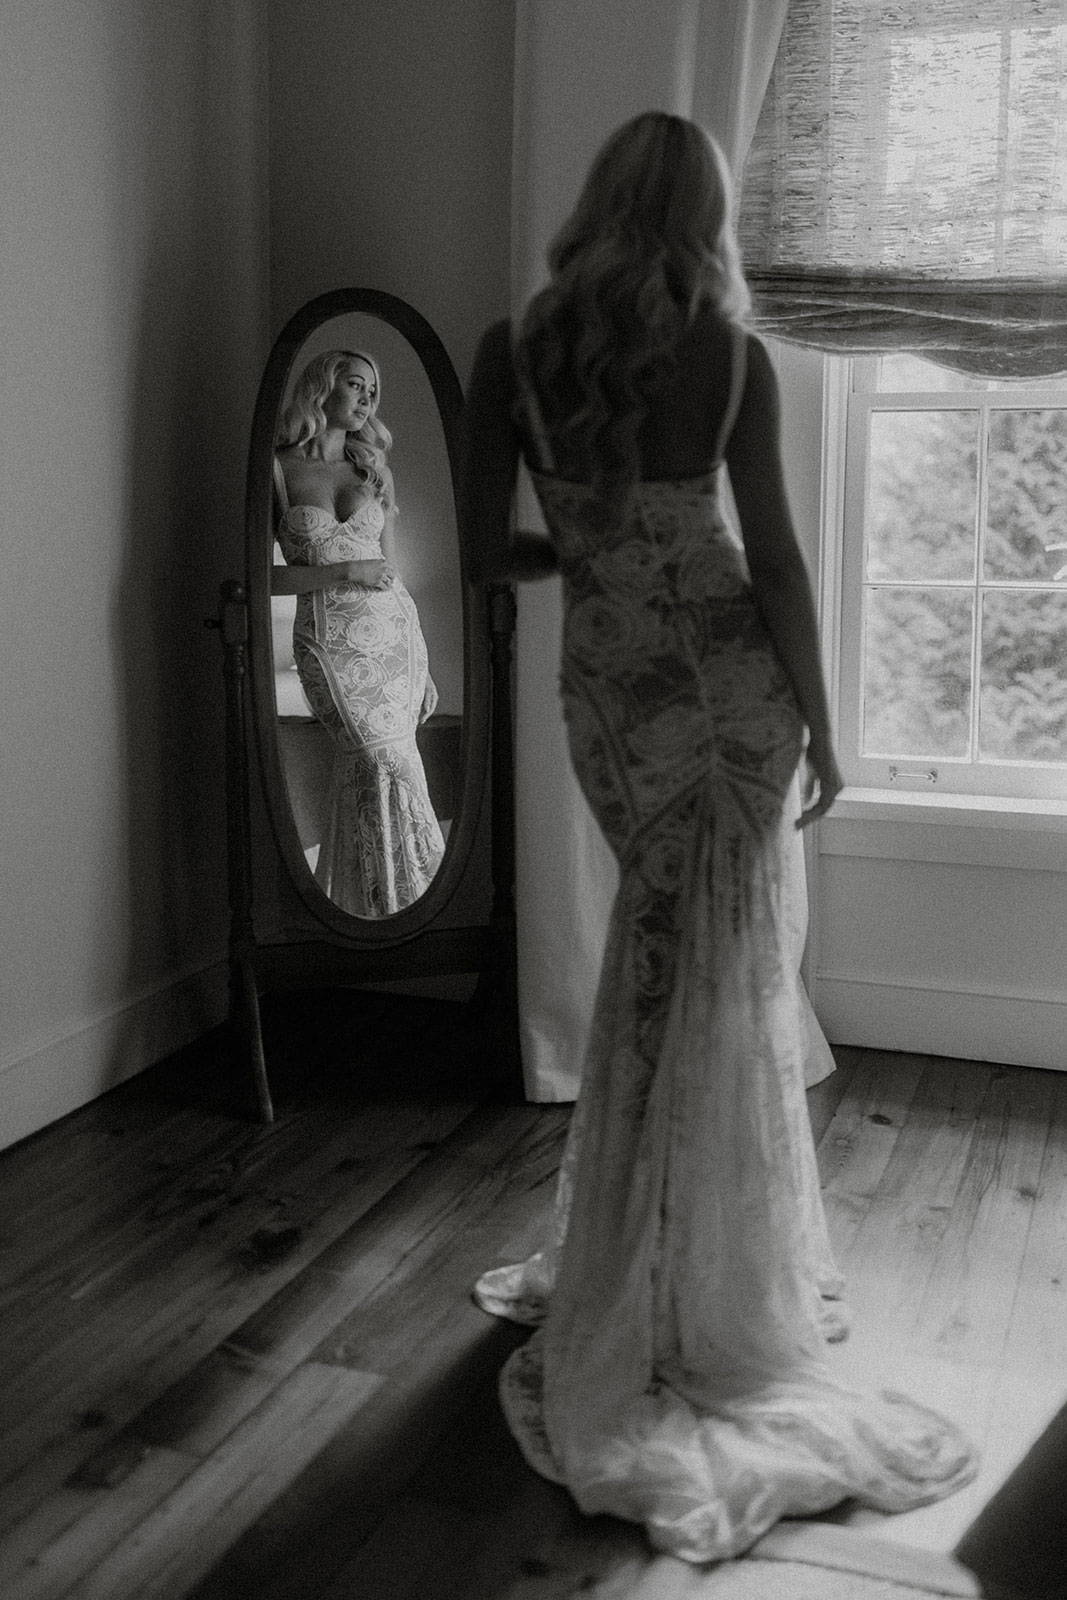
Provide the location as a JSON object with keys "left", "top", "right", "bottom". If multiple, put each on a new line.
{"left": 269, "top": 313, "right": 463, "bottom": 919}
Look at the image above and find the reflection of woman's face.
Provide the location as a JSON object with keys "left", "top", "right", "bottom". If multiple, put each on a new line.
{"left": 322, "top": 358, "right": 378, "bottom": 433}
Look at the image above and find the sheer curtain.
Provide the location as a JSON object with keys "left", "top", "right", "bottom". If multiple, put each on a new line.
{"left": 739, "top": 0, "right": 1067, "bottom": 376}
{"left": 510, "top": 1, "right": 796, "bottom": 1100}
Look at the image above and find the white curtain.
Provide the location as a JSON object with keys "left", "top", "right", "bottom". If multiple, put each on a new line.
{"left": 511, "top": 0, "right": 792, "bottom": 1100}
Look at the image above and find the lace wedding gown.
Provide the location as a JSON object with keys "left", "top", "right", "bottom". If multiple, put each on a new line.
{"left": 474, "top": 326, "right": 977, "bottom": 1562}
{"left": 276, "top": 490, "right": 444, "bottom": 918}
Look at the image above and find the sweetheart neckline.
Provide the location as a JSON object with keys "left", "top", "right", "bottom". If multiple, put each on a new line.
{"left": 280, "top": 502, "right": 381, "bottom": 528}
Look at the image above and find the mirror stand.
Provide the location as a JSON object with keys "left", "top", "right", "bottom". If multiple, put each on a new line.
{"left": 207, "top": 284, "right": 522, "bottom": 1120}
{"left": 210, "top": 573, "right": 521, "bottom": 1121}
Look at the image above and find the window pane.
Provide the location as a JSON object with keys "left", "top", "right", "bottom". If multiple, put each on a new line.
{"left": 876, "top": 354, "right": 992, "bottom": 393}
{"left": 867, "top": 411, "right": 978, "bottom": 580}
{"left": 985, "top": 409, "right": 1067, "bottom": 582}
{"left": 862, "top": 587, "right": 973, "bottom": 757}
{"left": 873, "top": 357, "right": 1067, "bottom": 394}
{"left": 979, "top": 591, "right": 1067, "bottom": 762}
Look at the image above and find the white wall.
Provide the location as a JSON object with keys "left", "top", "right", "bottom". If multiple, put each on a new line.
{"left": 0, "top": 0, "right": 270, "bottom": 1149}
{"left": 267, "top": 3, "right": 513, "bottom": 384}
{"left": 0, "top": 0, "right": 513, "bottom": 1150}
{"left": 266, "top": 2, "right": 514, "bottom": 717}
{"left": 815, "top": 808, "right": 1067, "bottom": 1070}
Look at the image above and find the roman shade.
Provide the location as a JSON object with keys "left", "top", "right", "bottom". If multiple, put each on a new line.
{"left": 739, "top": 0, "right": 1067, "bottom": 376}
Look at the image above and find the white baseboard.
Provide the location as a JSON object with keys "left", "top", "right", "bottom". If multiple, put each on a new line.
{"left": 813, "top": 973, "right": 1067, "bottom": 1072}
{"left": 0, "top": 960, "right": 230, "bottom": 1153}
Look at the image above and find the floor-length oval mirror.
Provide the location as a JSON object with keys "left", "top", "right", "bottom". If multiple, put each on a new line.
{"left": 245, "top": 290, "right": 489, "bottom": 944}
{"left": 271, "top": 315, "right": 461, "bottom": 918}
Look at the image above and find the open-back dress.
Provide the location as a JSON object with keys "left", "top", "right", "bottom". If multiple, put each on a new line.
{"left": 473, "top": 323, "right": 977, "bottom": 1562}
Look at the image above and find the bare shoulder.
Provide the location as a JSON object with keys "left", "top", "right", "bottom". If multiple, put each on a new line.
{"left": 726, "top": 330, "right": 786, "bottom": 480}
{"left": 672, "top": 308, "right": 748, "bottom": 412}
{"left": 739, "top": 328, "right": 776, "bottom": 384}
{"left": 733, "top": 330, "right": 781, "bottom": 431}
{"left": 684, "top": 313, "right": 772, "bottom": 383}
{"left": 680, "top": 304, "right": 740, "bottom": 361}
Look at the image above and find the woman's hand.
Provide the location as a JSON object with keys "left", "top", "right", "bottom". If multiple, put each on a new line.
{"left": 419, "top": 675, "right": 439, "bottom": 724}
{"left": 797, "top": 739, "right": 844, "bottom": 829}
{"left": 340, "top": 558, "right": 393, "bottom": 589}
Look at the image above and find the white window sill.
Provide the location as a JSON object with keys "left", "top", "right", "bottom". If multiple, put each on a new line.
{"left": 831, "top": 786, "right": 1067, "bottom": 832}
{"left": 820, "top": 788, "right": 1067, "bottom": 872}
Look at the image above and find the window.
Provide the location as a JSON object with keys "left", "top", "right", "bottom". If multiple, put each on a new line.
{"left": 833, "top": 354, "right": 1067, "bottom": 802}
{"left": 740, "top": 0, "right": 1067, "bottom": 808}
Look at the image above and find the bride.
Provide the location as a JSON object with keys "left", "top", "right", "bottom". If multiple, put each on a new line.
{"left": 273, "top": 348, "right": 444, "bottom": 918}
{"left": 460, "top": 111, "right": 978, "bottom": 1562}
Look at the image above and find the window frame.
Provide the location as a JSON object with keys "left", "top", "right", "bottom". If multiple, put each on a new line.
{"left": 824, "top": 354, "right": 1067, "bottom": 805}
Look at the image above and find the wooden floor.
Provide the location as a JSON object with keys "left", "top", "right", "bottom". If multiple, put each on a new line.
{"left": 0, "top": 992, "right": 1064, "bottom": 1599}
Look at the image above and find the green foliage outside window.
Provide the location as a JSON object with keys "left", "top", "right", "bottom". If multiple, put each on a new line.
{"left": 860, "top": 398, "right": 1067, "bottom": 766}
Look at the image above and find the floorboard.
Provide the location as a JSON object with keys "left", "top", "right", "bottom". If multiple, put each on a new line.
{"left": 0, "top": 998, "right": 1064, "bottom": 1598}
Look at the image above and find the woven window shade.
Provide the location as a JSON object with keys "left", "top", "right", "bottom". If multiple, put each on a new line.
{"left": 738, "top": 0, "right": 1067, "bottom": 376}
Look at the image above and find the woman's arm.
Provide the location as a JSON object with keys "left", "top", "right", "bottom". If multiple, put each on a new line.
{"left": 379, "top": 518, "right": 398, "bottom": 571}
{"left": 459, "top": 320, "right": 558, "bottom": 584}
{"left": 379, "top": 466, "right": 400, "bottom": 570}
{"left": 725, "top": 335, "right": 843, "bottom": 826}
{"left": 270, "top": 559, "right": 389, "bottom": 595}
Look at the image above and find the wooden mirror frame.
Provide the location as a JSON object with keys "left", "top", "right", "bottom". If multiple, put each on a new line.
{"left": 214, "top": 288, "right": 518, "bottom": 1119}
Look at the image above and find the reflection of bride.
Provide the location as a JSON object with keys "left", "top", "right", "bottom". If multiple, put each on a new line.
{"left": 272, "top": 348, "right": 445, "bottom": 917}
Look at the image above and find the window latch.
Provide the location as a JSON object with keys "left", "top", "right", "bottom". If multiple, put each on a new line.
{"left": 888, "top": 766, "right": 939, "bottom": 785}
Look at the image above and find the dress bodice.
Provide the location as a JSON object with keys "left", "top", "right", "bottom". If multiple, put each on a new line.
{"left": 528, "top": 466, "right": 751, "bottom": 603}
{"left": 275, "top": 497, "right": 414, "bottom": 659}
{"left": 277, "top": 498, "right": 384, "bottom": 565}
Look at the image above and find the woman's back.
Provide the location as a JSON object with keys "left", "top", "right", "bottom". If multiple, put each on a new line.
{"left": 518, "top": 307, "right": 743, "bottom": 485}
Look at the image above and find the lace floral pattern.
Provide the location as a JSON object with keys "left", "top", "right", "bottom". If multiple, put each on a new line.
{"left": 278, "top": 501, "right": 444, "bottom": 918}
{"left": 474, "top": 468, "right": 977, "bottom": 1561}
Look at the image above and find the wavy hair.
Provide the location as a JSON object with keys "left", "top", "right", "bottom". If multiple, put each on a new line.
{"left": 277, "top": 349, "right": 393, "bottom": 502}
{"left": 516, "top": 112, "right": 750, "bottom": 518}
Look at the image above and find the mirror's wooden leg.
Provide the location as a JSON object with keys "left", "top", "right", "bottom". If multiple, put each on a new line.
{"left": 473, "top": 582, "right": 522, "bottom": 1096}
{"left": 230, "top": 951, "right": 273, "bottom": 1123}
{"left": 209, "top": 581, "right": 275, "bottom": 1122}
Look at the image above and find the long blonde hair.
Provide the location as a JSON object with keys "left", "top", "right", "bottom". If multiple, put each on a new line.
{"left": 516, "top": 113, "right": 749, "bottom": 517}
{"left": 277, "top": 349, "right": 393, "bottom": 501}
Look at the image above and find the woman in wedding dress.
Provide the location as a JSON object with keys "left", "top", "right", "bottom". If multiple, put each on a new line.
{"left": 273, "top": 349, "right": 444, "bottom": 918}
{"left": 460, "top": 112, "right": 977, "bottom": 1562}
